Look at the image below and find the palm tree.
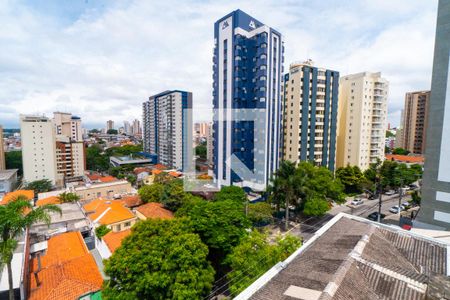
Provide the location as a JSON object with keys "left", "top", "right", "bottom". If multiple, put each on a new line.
{"left": 0, "top": 195, "right": 61, "bottom": 300}
{"left": 58, "top": 192, "right": 80, "bottom": 203}
{"left": 269, "top": 161, "right": 308, "bottom": 230}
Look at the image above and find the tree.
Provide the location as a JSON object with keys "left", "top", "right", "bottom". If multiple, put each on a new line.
{"left": 248, "top": 202, "right": 274, "bottom": 225}
{"left": 392, "top": 148, "right": 410, "bottom": 155}
{"left": 176, "top": 198, "right": 250, "bottom": 256}
{"left": 0, "top": 196, "right": 61, "bottom": 300}
{"left": 58, "top": 192, "right": 80, "bottom": 203}
{"left": 214, "top": 186, "right": 247, "bottom": 203}
{"left": 336, "top": 165, "right": 366, "bottom": 194}
{"left": 303, "top": 196, "right": 330, "bottom": 217}
{"left": 25, "top": 179, "right": 52, "bottom": 193}
{"left": 195, "top": 144, "right": 207, "bottom": 159}
{"left": 103, "top": 219, "right": 215, "bottom": 299}
{"left": 107, "top": 129, "right": 118, "bottom": 135}
{"left": 95, "top": 225, "right": 111, "bottom": 239}
{"left": 5, "top": 151, "right": 22, "bottom": 175}
{"left": 126, "top": 174, "right": 137, "bottom": 185}
{"left": 226, "top": 230, "right": 301, "bottom": 295}
{"left": 86, "top": 144, "right": 109, "bottom": 171}
{"left": 411, "top": 190, "right": 421, "bottom": 206}
{"left": 154, "top": 172, "right": 174, "bottom": 184}
{"left": 160, "top": 179, "right": 192, "bottom": 211}
{"left": 386, "top": 130, "right": 395, "bottom": 138}
{"left": 138, "top": 183, "right": 164, "bottom": 203}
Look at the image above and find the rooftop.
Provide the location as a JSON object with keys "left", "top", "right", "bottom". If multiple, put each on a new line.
{"left": 36, "top": 196, "right": 61, "bottom": 206}
{"left": 237, "top": 213, "right": 450, "bottom": 300}
{"left": 136, "top": 202, "right": 174, "bottom": 220}
{"left": 28, "top": 232, "right": 103, "bottom": 300}
{"left": 119, "top": 195, "right": 142, "bottom": 208}
{"left": 103, "top": 229, "right": 131, "bottom": 253}
{"left": 386, "top": 154, "right": 424, "bottom": 164}
{"left": 0, "top": 169, "right": 18, "bottom": 181}
{"left": 83, "top": 199, "right": 135, "bottom": 225}
{"left": 0, "top": 189, "right": 34, "bottom": 205}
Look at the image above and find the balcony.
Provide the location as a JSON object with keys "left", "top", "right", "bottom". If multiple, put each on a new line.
{"left": 257, "top": 58, "right": 267, "bottom": 67}
{"left": 256, "top": 69, "right": 267, "bottom": 78}
{"left": 257, "top": 34, "right": 268, "bottom": 44}
{"left": 256, "top": 47, "right": 267, "bottom": 57}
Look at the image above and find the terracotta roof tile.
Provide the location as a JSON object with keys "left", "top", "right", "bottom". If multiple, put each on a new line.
{"left": 98, "top": 176, "right": 118, "bottom": 183}
{"left": 385, "top": 154, "right": 424, "bottom": 163}
{"left": 152, "top": 169, "right": 163, "bottom": 175}
{"left": 120, "top": 195, "right": 142, "bottom": 208}
{"left": 153, "top": 164, "right": 167, "bottom": 170}
{"left": 36, "top": 196, "right": 61, "bottom": 207}
{"left": 136, "top": 202, "right": 174, "bottom": 220}
{"left": 168, "top": 171, "right": 182, "bottom": 177}
{"left": 83, "top": 199, "right": 135, "bottom": 225}
{"left": 103, "top": 229, "right": 131, "bottom": 253}
{"left": 1, "top": 190, "right": 34, "bottom": 205}
{"left": 28, "top": 232, "right": 103, "bottom": 300}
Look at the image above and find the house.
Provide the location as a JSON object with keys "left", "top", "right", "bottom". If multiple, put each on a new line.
{"left": 236, "top": 213, "right": 450, "bottom": 300}
{"left": 0, "top": 189, "right": 34, "bottom": 205}
{"left": 28, "top": 231, "right": 103, "bottom": 300}
{"left": 101, "top": 229, "right": 132, "bottom": 257}
{"left": 385, "top": 154, "right": 425, "bottom": 166}
{"left": 135, "top": 202, "right": 174, "bottom": 221}
{"left": 35, "top": 196, "right": 61, "bottom": 206}
{"left": 0, "top": 169, "right": 18, "bottom": 195}
{"left": 83, "top": 199, "right": 137, "bottom": 232}
{"left": 119, "top": 195, "right": 142, "bottom": 208}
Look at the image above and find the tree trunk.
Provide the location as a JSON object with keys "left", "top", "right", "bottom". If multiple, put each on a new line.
{"left": 7, "top": 261, "right": 14, "bottom": 300}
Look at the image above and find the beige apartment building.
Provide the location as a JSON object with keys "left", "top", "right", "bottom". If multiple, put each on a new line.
{"left": 20, "top": 115, "right": 59, "bottom": 185}
{"left": 399, "top": 91, "right": 430, "bottom": 154}
{"left": 0, "top": 125, "right": 5, "bottom": 170}
{"left": 336, "top": 72, "right": 389, "bottom": 170}
{"left": 282, "top": 61, "right": 339, "bottom": 170}
{"left": 53, "top": 112, "right": 83, "bottom": 142}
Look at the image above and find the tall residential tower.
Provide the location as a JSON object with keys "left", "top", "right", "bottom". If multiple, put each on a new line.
{"left": 143, "top": 90, "right": 192, "bottom": 170}
{"left": 0, "top": 125, "right": 5, "bottom": 170}
{"left": 336, "top": 72, "right": 389, "bottom": 170}
{"left": 282, "top": 60, "right": 339, "bottom": 171}
{"left": 212, "top": 9, "right": 284, "bottom": 191}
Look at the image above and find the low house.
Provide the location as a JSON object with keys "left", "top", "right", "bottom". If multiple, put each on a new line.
{"left": 236, "top": 213, "right": 450, "bottom": 300}
{"left": 119, "top": 195, "right": 142, "bottom": 208}
{"left": 0, "top": 169, "right": 18, "bottom": 195}
{"left": 0, "top": 189, "right": 34, "bottom": 205}
{"left": 83, "top": 199, "right": 137, "bottom": 232}
{"left": 28, "top": 231, "right": 103, "bottom": 300}
{"left": 98, "top": 229, "right": 132, "bottom": 259}
{"left": 135, "top": 202, "right": 174, "bottom": 221}
{"left": 385, "top": 154, "right": 425, "bottom": 166}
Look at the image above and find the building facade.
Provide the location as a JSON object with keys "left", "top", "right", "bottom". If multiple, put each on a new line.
{"left": 143, "top": 90, "right": 192, "bottom": 170}
{"left": 132, "top": 119, "right": 141, "bottom": 135}
{"left": 399, "top": 91, "right": 430, "bottom": 154}
{"left": 53, "top": 112, "right": 83, "bottom": 142}
{"left": 416, "top": 0, "right": 450, "bottom": 229}
{"left": 55, "top": 135, "right": 85, "bottom": 179}
{"left": 282, "top": 61, "right": 339, "bottom": 171}
{"left": 20, "top": 115, "right": 59, "bottom": 185}
{"left": 212, "top": 9, "right": 284, "bottom": 191}
{"left": 206, "top": 122, "right": 213, "bottom": 165}
{"left": 0, "top": 125, "right": 5, "bottom": 171}
{"left": 336, "top": 72, "right": 389, "bottom": 170}
{"left": 106, "top": 120, "right": 114, "bottom": 131}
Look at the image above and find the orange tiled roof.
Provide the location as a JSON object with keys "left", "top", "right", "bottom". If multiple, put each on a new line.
{"left": 0, "top": 190, "right": 34, "bottom": 205}
{"left": 120, "top": 195, "right": 142, "bottom": 208}
{"left": 28, "top": 232, "right": 103, "bottom": 300}
{"left": 103, "top": 229, "right": 131, "bottom": 253}
{"left": 386, "top": 154, "right": 424, "bottom": 163}
{"left": 86, "top": 174, "right": 102, "bottom": 181}
{"left": 133, "top": 167, "right": 151, "bottom": 175}
{"left": 169, "top": 171, "right": 182, "bottom": 177}
{"left": 36, "top": 196, "right": 61, "bottom": 207}
{"left": 152, "top": 169, "right": 163, "bottom": 175}
{"left": 153, "top": 164, "right": 167, "bottom": 170}
{"left": 136, "top": 202, "right": 174, "bottom": 220}
{"left": 83, "top": 199, "right": 135, "bottom": 225}
{"left": 98, "top": 176, "right": 118, "bottom": 183}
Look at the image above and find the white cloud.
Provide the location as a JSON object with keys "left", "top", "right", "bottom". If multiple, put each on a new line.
{"left": 0, "top": 0, "right": 438, "bottom": 128}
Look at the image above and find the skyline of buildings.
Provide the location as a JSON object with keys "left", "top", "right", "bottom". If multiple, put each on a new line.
{"left": 143, "top": 90, "right": 192, "bottom": 170}
{"left": 398, "top": 90, "right": 430, "bottom": 154}
{"left": 336, "top": 72, "right": 389, "bottom": 170}
{"left": 0, "top": 125, "right": 4, "bottom": 171}
{"left": 212, "top": 9, "right": 284, "bottom": 191}
{"left": 282, "top": 60, "right": 339, "bottom": 171}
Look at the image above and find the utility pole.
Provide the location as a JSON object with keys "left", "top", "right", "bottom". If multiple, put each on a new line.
{"left": 398, "top": 178, "right": 403, "bottom": 226}
{"left": 285, "top": 197, "right": 289, "bottom": 231}
{"left": 377, "top": 181, "right": 383, "bottom": 223}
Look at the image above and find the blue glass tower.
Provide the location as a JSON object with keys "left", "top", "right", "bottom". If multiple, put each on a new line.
{"left": 212, "top": 10, "right": 284, "bottom": 191}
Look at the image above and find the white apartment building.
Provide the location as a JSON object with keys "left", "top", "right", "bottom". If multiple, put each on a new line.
{"left": 336, "top": 72, "right": 389, "bottom": 170}
{"left": 206, "top": 122, "right": 213, "bottom": 165}
{"left": 20, "top": 115, "right": 59, "bottom": 185}
{"left": 0, "top": 125, "right": 5, "bottom": 171}
{"left": 53, "top": 112, "right": 83, "bottom": 142}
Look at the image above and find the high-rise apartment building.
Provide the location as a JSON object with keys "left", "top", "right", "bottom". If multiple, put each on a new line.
{"left": 416, "top": 0, "right": 450, "bottom": 229}
{"left": 212, "top": 10, "right": 283, "bottom": 191}
{"left": 282, "top": 60, "right": 339, "bottom": 171}
{"left": 132, "top": 119, "right": 141, "bottom": 135}
{"left": 53, "top": 112, "right": 83, "bottom": 142}
{"left": 206, "top": 122, "right": 213, "bottom": 165}
{"left": 143, "top": 90, "right": 192, "bottom": 170}
{"left": 20, "top": 115, "right": 59, "bottom": 185}
{"left": 0, "top": 125, "right": 5, "bottom": 170}
{"left": 399, "top": 91, "right": 430, "bottom": 154}
{"left": 106, "top": 120, "right": 114, "bottom": 131}
{"left": 124, "top": 121, "right": 132, "bottom": 135}
{"left": 336, "top": 72, "right": 389, "bottom": 170}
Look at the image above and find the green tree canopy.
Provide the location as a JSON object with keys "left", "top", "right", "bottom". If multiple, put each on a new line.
{"left": 392, "top": 148, "right": 410, "bottom": 155}
{"left": 214, "top": 186, "right": 247, "bottom": 203}
{"left": 336, "top": 165, "right": 366, "bottom": 194}
{"left": 25, "top": 179, "right": 52, "bottom": 193}
{"left": 302, "top": 196, "right": 330, "bottom": 217}
{"left": 103, "top": 219, "right": 215, "bottom": 300}
{"left": 226, "top": 230, "right": 301, "bottom": 295}
{"left": 195, "top": 144, "right": 207, "bottom": 159}
{"left": 107, "top": 129, "right": 118, "bottom": 135}
{"left": 138, "top": 183, "right": 164, "bottom": 203}
{"left": 95, "top": 224, "right": 111, "bottom": 239}
{"left": 248, "top": 202, "right": 274, "bottom": 225}
{"left": 86, "top": 144, "right": 109, "bottom": 172}
{"left": 5, "top": 151, "right": 22, "bottom": 175}
{"left": 58, "top": 192, "right": 80, "bottom": 203}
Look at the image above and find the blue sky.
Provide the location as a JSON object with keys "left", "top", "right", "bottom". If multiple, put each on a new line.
{"left": 0, "top": 0, "right": 438, "bottom": 128}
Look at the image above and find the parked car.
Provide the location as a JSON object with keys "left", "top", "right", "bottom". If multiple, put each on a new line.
{"left": 385, "top": 190, "right": 396, "bottom": 196}
{"left": 351, "top": 198, "right": 364, "bottom": 206}
{"left": 367, "top": 212, "right": 386, "bottom": 221}
{"left": 389, "top": 205, "right": 403, "bottom": 214}
{"left": 409, "top": 184, "right": 419, "bottom": 190}
{"left": 402, "top": 202, "right": 411, "bottom": 210}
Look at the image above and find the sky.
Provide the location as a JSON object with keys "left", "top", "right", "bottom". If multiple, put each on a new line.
{"left": 0, "top": 0, "right": 438, "bottom": 129}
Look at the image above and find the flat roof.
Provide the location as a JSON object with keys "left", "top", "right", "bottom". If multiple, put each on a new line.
{"left": 0, "top": 169, "right": 18, "bottom": 181}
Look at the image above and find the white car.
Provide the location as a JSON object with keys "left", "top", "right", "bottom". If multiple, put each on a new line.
{"left": 385, "top": 190, "right": 396, "bottom": 196}
{"left": 389, "top": 205, "right": 402, "bottom": 214}
{"left": 351, "top": 198, "right": 364, "bottom": 206}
